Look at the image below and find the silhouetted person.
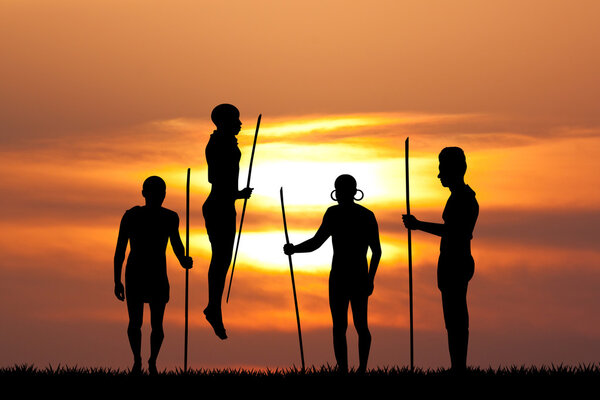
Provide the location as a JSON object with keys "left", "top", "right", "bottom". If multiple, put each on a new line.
{"left": 202, "top": 104, "right": 253, "bottom": 339}
{"left": 403, "top": 147, "right": 478, "bottom": 373}
{"left": 284, "top": 174, "right": 381, "bottom": 373}
{"left": 114, "top": 176, "right": 193, "bottom": 375}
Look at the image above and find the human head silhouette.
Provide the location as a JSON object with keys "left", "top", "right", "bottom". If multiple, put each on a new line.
{"left": 211, "top": 104, "right": 242, "bottom": 135}
{"left": 142, "top": 176, "right": 166, "bottom": 208}
{"left": 437, "top": 147, "right": 467, "bottom": 188}
{"left": 331, "top": 174, "right": 364, "bottom": 204}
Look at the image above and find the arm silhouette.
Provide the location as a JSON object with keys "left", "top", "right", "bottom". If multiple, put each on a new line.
{"left": 367, "top": 216, "right": 382, "bottom": 295}
{"left": 284, "top": 211, "right": 331, "bottom": 255}
{"left": 237, "top": 187, "right": 253, "bottom": 200}
{"left": 113, "top": 213, "right": 129, "bottom": 301}
{"left": 402, "top": 214, "right": 445, "bottom": 237}
{"left": 169, "top": 214, "right": 193, "bottom": 269}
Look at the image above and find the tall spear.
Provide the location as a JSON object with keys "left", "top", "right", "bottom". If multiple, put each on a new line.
{"left": 280, "top": 187, "right": 306, "bottom": 371}
{"left": 226, "top": 114, "right": 262, "bottom": 303}
{"left": 184, "top": 167, "right": 190, "bottom": 372}
{"left": 405, "top": 138, "right": 414, "bottom": 371}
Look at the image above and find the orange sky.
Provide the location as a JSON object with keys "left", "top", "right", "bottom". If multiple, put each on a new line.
{"left": 1, "top": 1, "right": 599, "bottom": 370}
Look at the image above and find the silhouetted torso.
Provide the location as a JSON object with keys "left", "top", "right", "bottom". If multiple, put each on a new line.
{"left": 320, "top": 203, "right": 378, "bottom": 289}
{"left": 438, "top": 184, "right": 478, "bottom": 289}
{"left": 205, "top": 131, "right": 241, "bottom": 204}
{"left": 123, "top": 205, "right": 178, "bottom": 303}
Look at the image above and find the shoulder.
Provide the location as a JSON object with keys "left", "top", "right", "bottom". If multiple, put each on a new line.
{"left": 206, "top": 134, "right": 219, "bottom": 152}
{"left": 355, "top": 204, "right": 376, "bottom": 218}
{"left": 463, "top": 185, "right": 479, "bottom": 207}
{"left": 124, "top": 206, "right": 141, "bottom": 217}
{"left": 161, "top": 207, "right": 179, "bottom": 219}
{"left": 464, "top": 184, "right": 476, "bottom": 197}
{"left": 322, "top": 205, "right": 339, "bottom": 222}
{"left": 324, "top": 205, "right": 339, "bottom": 216}
{"left": 120, "top": 206, "right": 140, "bottom": 228}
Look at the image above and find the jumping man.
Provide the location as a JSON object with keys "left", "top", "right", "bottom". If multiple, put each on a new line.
{"left": 202, "top": 104, "right": 253, "bottom": 339}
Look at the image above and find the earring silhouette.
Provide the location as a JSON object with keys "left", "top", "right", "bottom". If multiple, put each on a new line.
{"left": 331, "top": 189, "right": 364, "bottom": 201}
{"left": 330, "top": 190, "right": 337, "bottom": 201}
{"left": 354, "top": 189, "right": 364, "bottom": 201}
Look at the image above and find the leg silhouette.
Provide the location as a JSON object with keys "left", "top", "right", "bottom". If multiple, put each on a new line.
{"left": 204, "top": 228, "right": 235, "bottom": 339}
{"left": 126, "top": 299, "right": 144, "bottom": 374}
{"left": 329, "top": 283, "right": 350, "bottom": 373}
{"left": 442, "top": 287, "right": 469, "bottom": 372}
{"left": 351, "top": 294, "right": 371, "bottom": 373}
{"left": 148, "top": 301, "right": 166, "bottom": 375}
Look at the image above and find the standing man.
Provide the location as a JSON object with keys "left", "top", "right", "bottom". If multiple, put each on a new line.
{"left": 202, "top": 104, "right": 253, "bottom": 340}
{"left": 402, "top": 147, "right": 478, "bottom": 373}
{"left": 114, "top": 176, "right": 193, "bottom": 375}
{"left": 284, "top": 174, "right": 381, "bottom": 373}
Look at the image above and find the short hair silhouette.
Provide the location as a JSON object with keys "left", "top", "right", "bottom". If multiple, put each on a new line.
{"left": 142, "top": 176, "right": 166, "bottom": 193}
{"left": 335, "top": 174, "right": 357, "bottom": 190}
{"left": 439, "top": 147, "right": 467, "bottom": 176}
{"left": 211, "top": 104, "right": 240, "bottom": 128}
{"left": 333, "top": 174, "right": 359, "bottom": 201}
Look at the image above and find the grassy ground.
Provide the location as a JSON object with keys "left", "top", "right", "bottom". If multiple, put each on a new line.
{"left": 1, "top": 364, "right": 598, "bottom": 397}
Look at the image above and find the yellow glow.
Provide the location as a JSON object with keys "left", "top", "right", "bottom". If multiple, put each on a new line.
{"left": 251, "top": 112, "right": 481, "bottom": 138}
{"left": 257, "top": 114, "right": 404, "bottom": 137}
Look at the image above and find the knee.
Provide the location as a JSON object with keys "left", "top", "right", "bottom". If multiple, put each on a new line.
{"left": 151, "top": 324, "right": 164, "bottom": 337}
{"left": 332, "top": 323, "right": 347, "bottom": 337}
{"left": 446, "top": 321, "right": 469, "bottom": 335}
{"left": 209, "top": 254, "right": 232, "bottom": 272}
{"left": 128, "top": 320, "right": 142, "bottom": 332}
{"left": 355, "top": 323, "right": 370, "bottom": 339}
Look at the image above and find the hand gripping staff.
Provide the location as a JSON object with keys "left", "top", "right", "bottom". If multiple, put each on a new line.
{"left": 280, "top": 187, "right": 306, "bottom": 371}
{"left": 226, "top": 114, "right": 261, "bottom": 303}
{"left": 405, "top": 138, "right": 414, "bottom": 371}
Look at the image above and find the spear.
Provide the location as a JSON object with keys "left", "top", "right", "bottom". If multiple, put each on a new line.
{"left": 405, "top": 137, "right": 414, "bottom": 371}
{"left": 226, "top": 114, "right": 261, "bottom": 303}
{"left": 280, "top": 187, "right": 306, "bottom": 371}
{"left": 184, "top": 167, "right": 190, "bottom": 372}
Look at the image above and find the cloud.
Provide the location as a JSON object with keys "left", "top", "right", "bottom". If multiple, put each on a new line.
{"left": 2, "top": 106, "right": 600, "bottom": 369}
{"left": 3, "top": 1, "right": 600, "bottom": 147}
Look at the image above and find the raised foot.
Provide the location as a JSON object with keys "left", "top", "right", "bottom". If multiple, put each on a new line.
{"left": 204, "top": 307, "right": 228, "bottom": 340}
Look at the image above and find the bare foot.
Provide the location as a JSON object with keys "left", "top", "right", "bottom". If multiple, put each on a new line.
{"left": 204, "top": 307, "right": 227, "bottom": 340}
{"left": 148, "top": 360, "right": 158, "bottom": 376}
{"left": 130, "top": 358, "right": 142, "bottom": 375}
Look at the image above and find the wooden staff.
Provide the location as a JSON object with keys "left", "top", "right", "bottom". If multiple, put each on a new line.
{"left": 405, "top": 138, "right": 414, "bottom": 371}
{"left": 226, "top": 114, "right": 262, "bottom": 303}
{"left": 280, "top": 187, "right": 306, "bottom": 371}
{"left": 184, "top": 168, "right": 190, "bottom": 372}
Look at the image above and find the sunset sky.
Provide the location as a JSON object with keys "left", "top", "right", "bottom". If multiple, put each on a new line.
{"left": 1, "top": 0, "right": 599, "bottom": 371}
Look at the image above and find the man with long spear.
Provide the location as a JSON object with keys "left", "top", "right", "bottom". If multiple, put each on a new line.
{"left": 402, "top": 147, "right": 478, "bottom": 373}
{"left": 202, "top": 104, "right": 253, "bottom": 339}
{"left": 114, "top": 176, "right": 193, "bottom": 375}
{"left": 284, "top": 174, "right": 381, "bottom": 373}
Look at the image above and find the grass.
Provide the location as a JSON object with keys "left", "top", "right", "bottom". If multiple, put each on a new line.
{"left": 3, "top": 362, "right": 599, "bottom": 376}
{"left": 1, "top": 364, "right": 598, "bottom": 397}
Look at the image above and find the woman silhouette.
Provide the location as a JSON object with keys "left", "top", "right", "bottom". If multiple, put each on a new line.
{"left": 284, "top": 174, "right": 381, "bottom": 373}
